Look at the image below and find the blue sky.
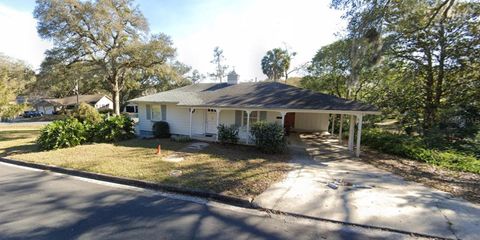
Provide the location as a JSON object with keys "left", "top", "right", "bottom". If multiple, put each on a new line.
{"left": 0, "top": 0, "right": 345, "bottom": 81}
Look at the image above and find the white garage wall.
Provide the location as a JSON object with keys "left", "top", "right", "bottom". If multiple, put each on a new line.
{"left": 294, "top": 113, "right": 329, "bottom": 132}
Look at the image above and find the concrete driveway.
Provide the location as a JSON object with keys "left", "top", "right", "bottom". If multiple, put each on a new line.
{"left": 254, "top": 134, "right": 480, "bottom": 240}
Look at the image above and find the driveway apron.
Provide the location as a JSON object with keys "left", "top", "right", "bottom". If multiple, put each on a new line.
{"left": 254, "top": 134, "right": 480, "bottom": 240}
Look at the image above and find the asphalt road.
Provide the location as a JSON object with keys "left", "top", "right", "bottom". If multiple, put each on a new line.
{"left": 0, "top": 162, "right": 421, "bottom": 240}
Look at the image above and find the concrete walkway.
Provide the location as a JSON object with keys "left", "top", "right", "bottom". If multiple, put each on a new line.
{"left": 254, "top": 134, "right": 480, "bottom": 240}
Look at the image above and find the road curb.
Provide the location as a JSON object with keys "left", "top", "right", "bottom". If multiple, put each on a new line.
{"left": 0, "top": 157, "right": 253, "bottom": 208}
{"left": 0, "top": 157, "right": 453, "bottom": 240}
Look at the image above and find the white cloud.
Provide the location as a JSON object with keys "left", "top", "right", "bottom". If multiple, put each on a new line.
{"left": 0, "top": 4, "right": 52, "bottom": 70}
{"left": 172, "top": 0, "right": 346, "bottom": 82}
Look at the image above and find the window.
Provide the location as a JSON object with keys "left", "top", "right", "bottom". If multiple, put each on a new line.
{"left": 125, "top": 106, "right": 138, "bottom": 113}
{"left": 242, "top": 111, "right": 258, "bottom": 126}
{"left": 151, "top": 105, "right": 161, "bottom": 120}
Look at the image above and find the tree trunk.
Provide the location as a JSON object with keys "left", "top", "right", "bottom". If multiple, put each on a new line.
{"left": 423, "top": 49, "right": 435, "bottom": 131}
{"left": 112, "top": 80, "right": 121, "bottom": 115}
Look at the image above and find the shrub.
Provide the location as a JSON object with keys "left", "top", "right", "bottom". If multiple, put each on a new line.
{"left": 217, "top": 124, "right": 239, "bottom": 144}
{"left": 37, "top": 118, "right": 87, "bottom": 150}
{"left": 250, "top": 121, "right": 286, "bottom": 154}
{"left": 72, "top": 102, "right": 102, "bottom": 124}
{"left": 93, "top": 115, "right": 135, "bottom": 142}
{"left": 362, "top": 128, "right": 480, "bottom": 174}
{"left": 152, "top": 121, "right": 170, "bottom": 138}
{"left": 171, "top": 135, "right": 192, "bottom": 143}
{"left": 98, "top": 108, "right": 114, "bottom": 115}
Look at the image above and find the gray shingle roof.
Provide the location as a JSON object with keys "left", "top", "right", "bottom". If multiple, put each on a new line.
{"left": 130, "top": 82, "right": 378, "bottom": 112}
{"left": 35, "top": 94, "right": 109, "bottom": 106}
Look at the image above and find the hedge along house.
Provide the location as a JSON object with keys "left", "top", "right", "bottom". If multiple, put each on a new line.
{"left": 130, "top": 71, "right": 380, "bottom": 157}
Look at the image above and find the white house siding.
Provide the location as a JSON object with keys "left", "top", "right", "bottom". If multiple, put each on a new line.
{"left": 294, "top": 113, "right": 329, "bottom": 132}
{"left": 191, "top": 109, "right": 206, "bottom": 135}
{"left": 94, "top": 96, "right": 114, "bottom": 109}
{"left": 165, "top": 104, "right": 189, "bottom": 135}
{"left": 136, "top": 103, "right": 153, "bottom": 135}
{"left": 219, "top": 110, "right": 235, "bottom": 126}
{"left": 136, "top": 104, "right": 330, "bottom": 137}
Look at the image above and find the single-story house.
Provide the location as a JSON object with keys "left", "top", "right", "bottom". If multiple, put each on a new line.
{"left": 34, "top": 94, "right": 113, "bottom": 114}
{"left": 130, "top": 71, "right": 379, "bottom": 156}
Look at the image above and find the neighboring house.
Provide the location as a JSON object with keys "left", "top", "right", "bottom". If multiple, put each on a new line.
{"left": 122, "top": 103, "right": 139, "bottom": 119}
{"left": 34, "top": 94, "right": 113, "bottom": 114}
{"left": 130, "top": 71, "right": 379, "bottom": 156}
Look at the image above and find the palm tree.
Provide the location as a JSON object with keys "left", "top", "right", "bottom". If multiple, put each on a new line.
{"left": 261, "top": 48, "right": 291, "bottom": 82}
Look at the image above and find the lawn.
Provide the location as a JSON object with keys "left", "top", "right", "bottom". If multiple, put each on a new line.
{"left": 0, "top": 125, "right": 41, "bottom": 157}
{"left": 0, "top": 128, "right": 291, "bottom": 199}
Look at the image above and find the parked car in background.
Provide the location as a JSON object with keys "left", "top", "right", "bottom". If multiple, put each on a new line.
{"left": 23, "top": 111, "right": 43, "bottom": 118}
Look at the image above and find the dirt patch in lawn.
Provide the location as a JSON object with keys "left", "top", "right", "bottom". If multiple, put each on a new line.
{"left": 362, "top": 148, "right": 480, "bottom": 203}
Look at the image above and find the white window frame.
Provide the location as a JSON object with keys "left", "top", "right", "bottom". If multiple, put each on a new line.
{"left": 151, "top": 105, "right": 162, "bottom": 121}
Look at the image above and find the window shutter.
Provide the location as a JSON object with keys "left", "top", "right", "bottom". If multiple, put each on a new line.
{"left": 235, "top": 110, "right": 242, "bottom": 126}
{"left": 146, "top": 104, "right": 151, "bottom": 120}
{"left": 161, "top": 105, "right": 167, "bottom": 121}
{"left": 260, "top": 111, "right": 267, "bottom": 121}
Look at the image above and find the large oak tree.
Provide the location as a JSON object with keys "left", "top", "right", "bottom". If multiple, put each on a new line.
{"left": 34, "top": 0, "right": 176, "bottom": 114}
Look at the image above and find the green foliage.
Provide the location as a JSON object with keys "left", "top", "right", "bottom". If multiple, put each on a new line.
{"left": 34, "top": 0, "right": 180, "bottom": 114}
{"left": 93, "top": 115, "right": 135, "bottom": 142}
{"left": 250, "top": 122, "right": 286, "bottom": 154}
{"left": 209, "top": 47, "right": 229, "bottom": 82}
{"left": 363, "top": 129, "right": 480, "bottom": 174}
{"left": 152, "top": 121, "right": 171, "bottom": 138}
{"left": 0, "top": 54, "right": 35, "bottom": 119}
{"left": 217, "top": 124, "right": 239, "bottom": 144}
{"left": 72, "top": 102, "right": 102, "bottom": 124}
{"left": 261, "top": 48, "right": 292, "bottom": 81}
{"left": 37, "top": 115, "right": 135, "bottom": 150}
{"left": 37, "top": 118, "right": 86, "bottom": 150}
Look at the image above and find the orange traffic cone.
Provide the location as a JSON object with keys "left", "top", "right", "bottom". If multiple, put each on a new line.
{"left": 156, "top": 144, "right": 161, "bottom": 155}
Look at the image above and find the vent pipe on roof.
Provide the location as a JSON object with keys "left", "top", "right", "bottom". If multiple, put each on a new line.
{"left": 227, "top": 70, "right": 239, "bottom": 84}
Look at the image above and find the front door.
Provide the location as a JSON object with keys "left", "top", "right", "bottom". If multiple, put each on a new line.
{"left": 206, "top": 109, "right": 217, "bottom": 134}
{"left": 284, "top": 112, "right": 295, "bottom": 130}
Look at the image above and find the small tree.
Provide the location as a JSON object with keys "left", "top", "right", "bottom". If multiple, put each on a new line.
{"left": 72, "top": 102, "right": 102, "bottom": 124}
{"left": 209, "top": 47, "right": 229, "bottom": 82}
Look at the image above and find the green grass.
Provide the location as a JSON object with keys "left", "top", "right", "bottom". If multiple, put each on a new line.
{"left": 0, "top": 128, "right": 41, "bottom": 157}
{"left": 0, "top": 128, "right": 291, "bottom": 198}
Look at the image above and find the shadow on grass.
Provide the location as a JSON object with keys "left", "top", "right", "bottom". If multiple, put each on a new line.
{"left": 0, "top": 130, "right": 41, "bottom": 157}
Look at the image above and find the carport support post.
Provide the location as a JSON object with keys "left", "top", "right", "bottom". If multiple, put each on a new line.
{"left": 348, "top": 115, "right": 355, "bottom": 151}
{"left": 331, "top": 114, "right": 336, "bottom": 135}
{"left": 215, "top": 109, "right": 221, "bottom": 141}
{"left": 246, "top": 110, "right": 251, "bottom": 144}
{"left": 189, "top": 108, "right": 194, "bottom": 137}
{"left": 280, "top": 111, "right": 287, "bottom": 128}
{"left": 356, "top": 114, "right": 363, "bottom": 157}
{"left": 338, "top": 114, "right": 344, "bottom": 143}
